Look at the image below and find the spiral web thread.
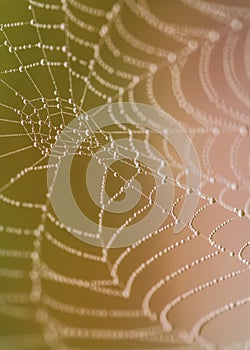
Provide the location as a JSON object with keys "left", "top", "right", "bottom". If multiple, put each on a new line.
{"left": 0, "top": 0, "right": 249, "bottom": 349}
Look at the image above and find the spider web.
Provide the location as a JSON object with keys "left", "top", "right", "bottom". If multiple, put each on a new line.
{"left": 0, "top": 0, "right": 250, "bottom": 349}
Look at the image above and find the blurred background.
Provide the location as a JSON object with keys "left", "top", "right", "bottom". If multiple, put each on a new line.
{"left": 0, "top": 0, "right": 250, "bottom": 349}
